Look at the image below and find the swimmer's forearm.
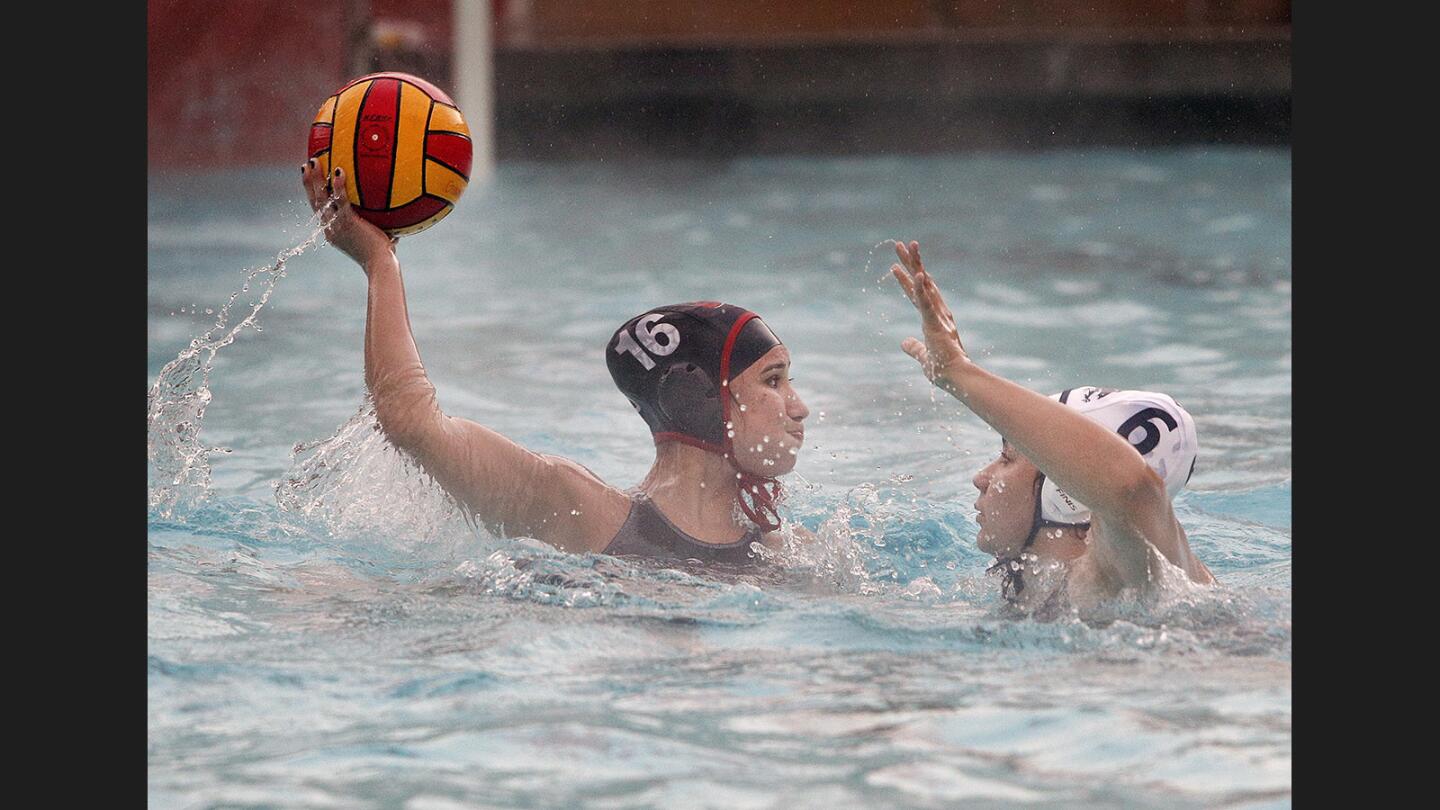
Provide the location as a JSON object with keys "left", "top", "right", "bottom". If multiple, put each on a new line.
{"left": 363, "top": 255, "right": 442, "bottom": 446}
{"left": 937, "top": 361, "right": 1163, "bottom": 516}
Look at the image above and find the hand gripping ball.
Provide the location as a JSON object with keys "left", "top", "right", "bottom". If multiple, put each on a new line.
{"left": 307, "top": 72, "right": 472, "bottom": 237}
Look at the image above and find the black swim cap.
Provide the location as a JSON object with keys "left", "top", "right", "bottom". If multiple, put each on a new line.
{"left": 606, "top": 302, "right": 783, "bottom": 452}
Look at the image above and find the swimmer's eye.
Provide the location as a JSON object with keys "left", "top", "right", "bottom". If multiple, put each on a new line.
{"left": 764, "top": 373, "right": 794, "bottom": 389}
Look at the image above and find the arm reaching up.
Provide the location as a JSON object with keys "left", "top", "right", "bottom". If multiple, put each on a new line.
{"left": 890, "top": 240, "right": 1212, "bottom": 591}
{"left": 300, "top": 161, "right": 629, "bottom": 552}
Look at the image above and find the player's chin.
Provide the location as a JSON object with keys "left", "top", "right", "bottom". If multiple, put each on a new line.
{"left": 769, "top": 453, "right": 799, "bottom": 475}
{"left": 741, "top": 450, "right": 798, "bottom": 477}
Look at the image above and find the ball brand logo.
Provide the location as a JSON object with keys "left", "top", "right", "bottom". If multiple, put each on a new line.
{"left": 362, "top": 114, "right": 392, "bottom": 122}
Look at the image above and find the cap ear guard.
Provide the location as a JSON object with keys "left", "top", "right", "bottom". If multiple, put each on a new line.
{"left": 1038, "top": 475, "right": 1091, "bottom": 526}
{"left": 656, "top": 362, "right": 723, "bottom": 445}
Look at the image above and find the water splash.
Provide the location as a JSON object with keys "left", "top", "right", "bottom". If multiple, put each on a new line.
{"left": 770, "top": 482, "right": 901, "bottom": 595}
{"left": 147, "top": 208, "right": 333, "bottom": 518}
{"left": 274, "top": 400, "right": 475, "bottom": 558}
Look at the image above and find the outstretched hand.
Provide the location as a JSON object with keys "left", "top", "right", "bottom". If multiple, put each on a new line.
{"left": 301, "top": 159, "right": 396, "bottom": 270}
{"left": 891, "top": 240, "right": 969, "bottom": 387}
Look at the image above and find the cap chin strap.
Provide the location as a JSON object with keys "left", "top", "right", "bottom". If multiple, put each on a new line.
{"left": 987, "top": 473, "right": 1087, "bottom": 603}
{"left": 734, "top": 467, "right": 782, "bottom": 532}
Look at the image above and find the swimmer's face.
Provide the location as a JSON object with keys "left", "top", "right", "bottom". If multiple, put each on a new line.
{"left": 972, "top": 442, "right": 1041, "bottom": 557}
{"left": 728, "top": 345, "right": 809, "bottom": 476}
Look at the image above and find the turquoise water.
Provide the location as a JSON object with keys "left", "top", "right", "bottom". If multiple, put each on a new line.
{"left": 148, "top": 150, "right": 1291, "bottom": 808}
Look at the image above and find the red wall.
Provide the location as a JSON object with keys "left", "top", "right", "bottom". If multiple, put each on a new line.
{"left": 150, "top": 0, "right": 345, "bottom": 168}
{"left": 149, "top": 0, "right": 462, "bottom": 168}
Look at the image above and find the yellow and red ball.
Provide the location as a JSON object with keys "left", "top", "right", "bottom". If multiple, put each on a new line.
{"left": 307, "top": 72, "right": 472, "bottom": 236}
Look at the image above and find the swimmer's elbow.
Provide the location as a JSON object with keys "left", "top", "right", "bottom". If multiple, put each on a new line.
{"left": 1114, "top": 464, "right": 1168, "bottom": 517}
{"left": 370, "top": 367, "right": 444, "bottom": 449}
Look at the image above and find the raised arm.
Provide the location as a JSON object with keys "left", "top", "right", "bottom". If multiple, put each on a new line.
{"left": 302, "top": 162, "right": 627, "bottom": 552}
{"left": 890, "top": 241, "right": 1206, "bottom": 586}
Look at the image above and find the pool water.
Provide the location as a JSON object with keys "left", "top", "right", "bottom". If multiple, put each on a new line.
{"left": 148, "top": 149, "right": 1291, "bottom": 808}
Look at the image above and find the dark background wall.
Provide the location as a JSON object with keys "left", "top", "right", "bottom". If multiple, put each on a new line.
{"left": 148, "top": 1, "right": 1290, "bottom": 167}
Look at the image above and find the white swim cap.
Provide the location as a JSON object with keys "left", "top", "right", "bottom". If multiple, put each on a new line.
{"left": 1037, "top": 386, "right": 1199, "bottom": 526}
